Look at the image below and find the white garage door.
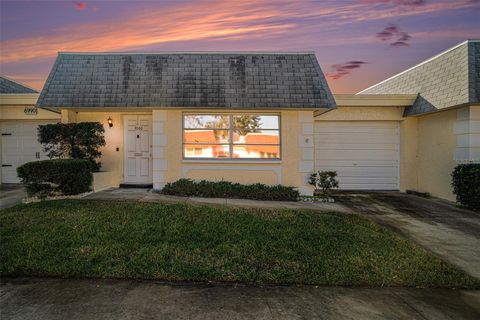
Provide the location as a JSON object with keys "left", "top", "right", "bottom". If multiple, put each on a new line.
{"left": 1, "top": 121, "right": 53, "bottom": 183}
{"left": 314, "top": 121, "right": 400, "bottom": 190}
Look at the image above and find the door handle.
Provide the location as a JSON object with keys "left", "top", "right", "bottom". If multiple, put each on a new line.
{"left": 2, "top": 164, "right": 12, "bottom": 167}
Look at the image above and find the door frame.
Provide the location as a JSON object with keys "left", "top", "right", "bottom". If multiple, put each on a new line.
{"left": 123, "top": 115, "right": 153, "bottom": 184}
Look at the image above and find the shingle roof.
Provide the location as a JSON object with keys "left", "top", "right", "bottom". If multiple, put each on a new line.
{"left": 0, "top": 76, "right": 38, "bottom": 94}
{"left": 37, "top": 52, "right": 335, "bottom": 109}
{"left": 358, "top": 40, "right": 479, "bottom": 116}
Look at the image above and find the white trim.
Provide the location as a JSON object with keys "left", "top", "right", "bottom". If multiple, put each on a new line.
{"left": 358, "top": 40, "right": 477, "bottom": 94}
{"left": 182, "top": 160, "right": 282, "bottom": 164}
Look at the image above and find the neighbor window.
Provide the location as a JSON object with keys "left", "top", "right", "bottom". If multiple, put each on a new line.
{"left": 183, "top": 114, "right": 280, "bottom": 159}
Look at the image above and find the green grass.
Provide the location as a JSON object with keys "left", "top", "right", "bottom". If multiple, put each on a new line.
{"left": 1, "top": 200, "right": 479, "bottom": 288}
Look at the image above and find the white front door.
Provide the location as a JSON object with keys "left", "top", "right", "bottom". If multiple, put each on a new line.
{"left": 1, "top": 121, "right": 54, "bottom": 183}
{"left": 123, "top": 115, "right": 152, "bottom": 184}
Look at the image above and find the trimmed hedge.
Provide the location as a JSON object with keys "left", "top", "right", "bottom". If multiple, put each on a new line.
{"left": 17, "top": 159, "right": 93, "bottom": 198}
{"left": 162, "top": 179, "right": 299, "bottom": 201}
{"left": 451, "top": 163, "right": 480, "bottom": 210}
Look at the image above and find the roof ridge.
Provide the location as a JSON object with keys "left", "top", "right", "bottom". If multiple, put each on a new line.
{"left": 58, "top": 51, "right": 316, "bottom": 55}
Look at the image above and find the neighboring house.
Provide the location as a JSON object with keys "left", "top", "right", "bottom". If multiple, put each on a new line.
{"left": 0, "top": 76, "right": 60, "bottom": 183}
{"left": 1, "top": 40, "right": 478, "bottom": 201}
{"left": 359, "top": 40, "right": 480, "bottom": 200}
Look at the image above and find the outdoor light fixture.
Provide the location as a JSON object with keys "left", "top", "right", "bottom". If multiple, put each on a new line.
{"left": 107, "top": 117, "right": 113, "bottom": 128}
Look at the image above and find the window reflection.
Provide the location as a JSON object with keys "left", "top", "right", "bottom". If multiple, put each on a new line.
{"left": 184, "top": 115, "right": 229, "bottom": 129}
{"left": 233, "top": 130, "right": 279, "bottom": 145}
{"left": 184, "top": 144, "right": 230, "bottom": 158}
{"left": 183, "top": 114, "right": 280, "bottom": 159}
{"left": 184, "top": 130, "right": 229, "bottom": 144}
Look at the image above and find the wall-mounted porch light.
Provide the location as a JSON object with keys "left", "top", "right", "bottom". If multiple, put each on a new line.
{"left": 107, "top": 117, "right": 113, "bottom": 128}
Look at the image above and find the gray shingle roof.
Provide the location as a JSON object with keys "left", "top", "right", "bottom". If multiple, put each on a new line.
{"left": 37, "top": 52, "right": 335, "bottom": 109}
{"left": 358, "top": 40, "right": 479, "bottom": 116}
{"left": 0, "top": 76, "right": 38, "bottom": 94}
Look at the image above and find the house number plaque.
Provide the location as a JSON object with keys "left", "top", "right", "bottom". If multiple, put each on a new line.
{"left": 24, "top": 107, "right": 38, "bottom": 115}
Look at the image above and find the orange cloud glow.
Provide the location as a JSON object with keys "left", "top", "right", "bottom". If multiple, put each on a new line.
{"left": 0, "top": 0, "right": 295, "bottom": 64}
{"left": 2, "top": 0, "right": 477, "bottom": 65}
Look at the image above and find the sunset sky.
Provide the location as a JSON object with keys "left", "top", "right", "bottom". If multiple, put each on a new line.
{"left": 1, "top": 0, "right": 479, "bottom": 93}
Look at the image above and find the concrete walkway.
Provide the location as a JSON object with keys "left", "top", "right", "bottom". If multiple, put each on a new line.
{"left": 0, "top": 184, "right": 25, "bottom": 210}
{"left": 84, "top": 187, "right": 352, "bottom": 213}
{"left": 1, "top": 278, "right": 479, "bottom": 320}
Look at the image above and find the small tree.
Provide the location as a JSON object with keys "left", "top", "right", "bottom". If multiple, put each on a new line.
{"left": 309, "top": 171, "right": 339, "bottom": 196}
{"left": 38, "top": 122, "right": 105, "bottom": 171}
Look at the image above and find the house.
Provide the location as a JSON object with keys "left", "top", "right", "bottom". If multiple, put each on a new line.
{"left": 1, "top": 40, "right": 479, "bottom": 200}
{"left": 34, "top": 52, "right": 335, "bottom": 194}
{"left": 358, "top": 40, "right": 480, "bottom": 200}
{"left": 0, "top": 76, "right": 60, "bottom": 183}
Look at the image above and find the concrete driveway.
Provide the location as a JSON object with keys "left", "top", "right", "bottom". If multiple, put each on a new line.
{"left": 1, "top": 278, "right": 479, "bottom": 320}
{"left": 336, "top": 192, "right": 480, "bottom": 280}
{"left": 0, "top": 184, "right": 25, "bottom": 210}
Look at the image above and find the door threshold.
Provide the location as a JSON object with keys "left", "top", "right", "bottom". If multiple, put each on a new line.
{"left": 119, "top": 183, "right": 153, "bottom": 189}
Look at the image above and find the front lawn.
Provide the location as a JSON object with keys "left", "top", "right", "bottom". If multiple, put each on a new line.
{"left": 1, "top": 200, "right": 478, "bottom": 288}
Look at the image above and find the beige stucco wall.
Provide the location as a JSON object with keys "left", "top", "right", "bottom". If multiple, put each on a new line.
{"left": 0, "top": 93, "right": 58, "bottom": 121}
{"left": 416, "top": 108, "right": 459, "bottom": 201}
{"left": 160, "top": 109, "right": 312, "bottom": 193}
{"left": 70, "top": 109, "right": 313, "bottom": 193}
{"left": 74, "top": 111, "right": 152, "bottom": 188}
{"left": 63, "top": 104, "right": 472, "bottom": 201}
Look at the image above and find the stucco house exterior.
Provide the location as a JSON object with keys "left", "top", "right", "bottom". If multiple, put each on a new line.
{"left": 358, "top": 39, "right": 480, "bottom": 200}
{"left": 0, "top": 76, "right": 60, "bottom": 183}
{"left": 1, "top": 40, "right": 478, "bottom": 201}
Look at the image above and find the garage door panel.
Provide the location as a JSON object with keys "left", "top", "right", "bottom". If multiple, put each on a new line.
{"left": 315, "top": 134, "right": 398, "bottom": 144}
{"left": 315, "top": 127, "right": 398, "bottom": 135}
{"left": 315, "top": 121, "right": 399, "bottom": 190}
{"left": 316, "top": 149, "right": 399, "bottom": 160}
{"left": 339, "top": 183, "right": 398, "bottom": 190}
{"left": 316, "top": 160, "right": 398, "bottom": 167}
{"left": 316, "top": 143, "right": 398, "bottom": 151}
{"left": 315, "top": 166, "right": 397, "bottom": 177}
{"left": 1, "top": 121, "right": 53, "bottom": 183}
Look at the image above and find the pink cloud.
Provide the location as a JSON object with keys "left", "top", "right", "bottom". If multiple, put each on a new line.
{"left": 74, "top": 2, "right": 87, "bottom": 11}
{"left": 361, "top": 0, "right": 425, "bottom": 5}
{"left": 376, "top": 23, "right": 412, "bottom": 47}
{"left": 326, "top": 61, "right": 368, "bottom": 81}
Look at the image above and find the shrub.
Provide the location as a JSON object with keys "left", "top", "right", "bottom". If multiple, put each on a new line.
{"left": 38, "top": 122, "right": 105, "bottom": 172}
{"left": 451, "top": 163, "right": 480, "bottom": 210}
{"left": 308, "top": 171, "right": 339, "bottom": 196}
{"left": 17, "top": 159, "right": 93, "bottom": 198}
{"left": 162, "top": 179, "right": 299, "bottom": 201}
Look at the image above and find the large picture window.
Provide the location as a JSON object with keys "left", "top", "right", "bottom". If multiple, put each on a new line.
{"left": 183, "top": 114, "right": 280, "bottom": 159}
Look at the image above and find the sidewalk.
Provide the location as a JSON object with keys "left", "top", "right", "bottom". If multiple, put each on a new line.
{"left": 84, "top": 188, "right": 352, "bottom": 213}
{"left": 1, "top": 278, "right": 479, "bottom": 320}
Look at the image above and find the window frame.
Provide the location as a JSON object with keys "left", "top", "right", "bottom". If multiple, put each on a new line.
{"left": 182, "top": 113, "right": 282, "bottom": 161}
